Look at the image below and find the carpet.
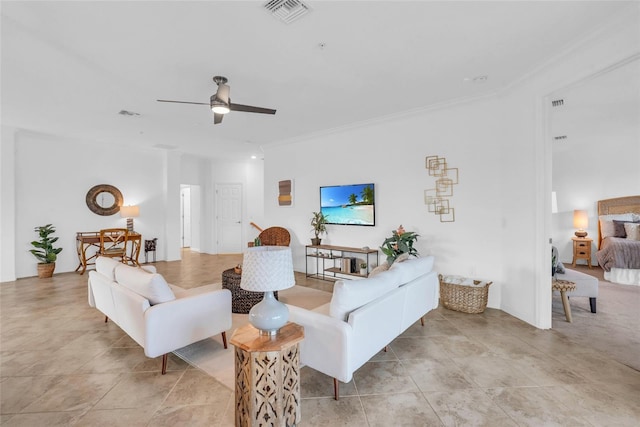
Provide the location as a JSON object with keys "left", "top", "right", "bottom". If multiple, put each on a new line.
{"left": 173, "top": 284, "right": 331, "bottom": 390}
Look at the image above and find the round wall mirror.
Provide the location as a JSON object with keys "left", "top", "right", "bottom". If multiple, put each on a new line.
{"left": 86, "top": 184, "right": 123, "bottom": 216}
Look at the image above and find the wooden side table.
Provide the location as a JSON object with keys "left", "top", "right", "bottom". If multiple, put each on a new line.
{"left": 230, "top": 322, "right": 304, "bottom": 427}
{"left": 552, "top": 279, "right": 576, "bottom": 323}
{"left": 571, "top": 237, "right": 593, "bottom": 268}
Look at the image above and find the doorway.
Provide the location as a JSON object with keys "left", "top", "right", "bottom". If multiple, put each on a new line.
{"left": 180, "top": 185, "right": 201, "bottom": 251}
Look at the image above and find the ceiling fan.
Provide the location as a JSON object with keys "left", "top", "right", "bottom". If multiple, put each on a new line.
{"left": 157, "top": 76, "right": 276, "bottom": 124}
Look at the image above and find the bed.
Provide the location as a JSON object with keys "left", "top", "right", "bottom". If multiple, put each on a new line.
{"left": 595, "top": 195, "right": 640, "bottom": 285}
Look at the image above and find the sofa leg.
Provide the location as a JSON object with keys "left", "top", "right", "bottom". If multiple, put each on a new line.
{"left": 589, "top": 297, "right": 597, "bottom": 313}
{"left": 333, "top": 378, "right": 339, "bottom": 401}
{"left": 161, "top": 354, "right": 168, "bottom": 374}
{"left": 104, "top": 316, "right": 108, "bottom": 323}
{"left": 222, "top": 331, "right": 228, "bottom": 349}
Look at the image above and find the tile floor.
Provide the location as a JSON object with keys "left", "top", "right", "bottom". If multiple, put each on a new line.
{"left": 1, "top": 252, "right": 639, "bottom": 426}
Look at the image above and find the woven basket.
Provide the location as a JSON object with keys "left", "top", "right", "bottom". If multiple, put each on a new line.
{"left": 439, "top": 274, "right": 492, "bottom": 314}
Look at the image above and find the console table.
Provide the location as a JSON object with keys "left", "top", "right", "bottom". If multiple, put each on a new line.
{"left": 230, "top": 322, "right": 304, "bottom": 427}
{"left": 305, "top": 244, "right": 378, "bottom": 281}
{"left": 75, "top": 231, "right": 142, "bottom": 274}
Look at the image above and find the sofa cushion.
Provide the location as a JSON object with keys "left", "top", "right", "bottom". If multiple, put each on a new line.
{"left": 329, "top": 268, "right": 401, "bottom": 321}
{"left": 114, "top": 264, "right": 175, "bottom": 305}
{"left": 95, "top": 256, "right": 122, "bottom": 281}
{"left": 389, "top": 256, "right": 434, "bottom": 285}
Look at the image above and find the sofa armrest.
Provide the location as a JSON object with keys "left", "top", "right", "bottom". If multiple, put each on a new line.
{"left": 144, "top": 289, "right": 232, "bottom": 358}
{"left": 287, "top": 304, "right": 354, "bottom": 383}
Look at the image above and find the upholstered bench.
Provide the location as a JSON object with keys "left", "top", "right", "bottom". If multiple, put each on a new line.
{"left": 555, "top": 267, "right": 598, "bottom": 313}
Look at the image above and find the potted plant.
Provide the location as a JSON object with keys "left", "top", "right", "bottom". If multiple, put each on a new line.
{"left": 380, "top": 225, "right": 419, "bottom": 265}
{"left": 360, "top": 262, "right": 367, "bottom": 276}
{"left": 30, "top": 224, "right": 63, "bottom": 278}
{"left": 310, "top": 211, "right": 329, "bottom": 245}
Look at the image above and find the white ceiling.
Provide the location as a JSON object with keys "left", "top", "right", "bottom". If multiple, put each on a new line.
{"left": 1, "top": 1, "right": 635, "bottom": 160}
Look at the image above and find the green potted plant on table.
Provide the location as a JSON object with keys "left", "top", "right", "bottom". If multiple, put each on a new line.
{"left": 380, "top": 224, "right": 419, "bottom": 266}
{"left": 30, "top": 224, "right": 63, "bottom": 278}
{"left": 310, "top": 211, "right": 329, "bottom": 246}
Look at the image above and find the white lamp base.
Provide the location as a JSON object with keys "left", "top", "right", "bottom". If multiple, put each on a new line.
{"left": 248, "top": 291, "right": 289, "bottom": 335}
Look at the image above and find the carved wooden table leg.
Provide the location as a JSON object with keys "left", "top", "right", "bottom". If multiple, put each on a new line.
{"left": 231, "top": 323, "right": 304, "bottom": 427}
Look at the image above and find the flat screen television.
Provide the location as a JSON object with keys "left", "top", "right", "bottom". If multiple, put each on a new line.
{"left": 320, "top": 183, "right": 375, "bottom": 226}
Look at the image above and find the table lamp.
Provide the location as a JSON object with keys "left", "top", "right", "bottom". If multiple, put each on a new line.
{"left": 573, "top": 209, "right": 588, "bottom": 238}
{"left": 240, "top": 246, "right": 295, "bottom": 335}
{"left": 120, "top": 205, "right": 139, "bottom": 232}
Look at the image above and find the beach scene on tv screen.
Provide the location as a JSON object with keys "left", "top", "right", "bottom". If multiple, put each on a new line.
{"left": 320, "top": 184, "right": 375, "bottom": 226}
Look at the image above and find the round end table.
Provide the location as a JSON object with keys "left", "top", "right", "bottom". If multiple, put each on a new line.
{"left": 221, "top": 268, "right": 278, "bottom": 314}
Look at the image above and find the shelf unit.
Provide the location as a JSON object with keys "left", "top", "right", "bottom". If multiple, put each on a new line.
{"left": 305, "top": 244, "right": 379, "bottom": 281}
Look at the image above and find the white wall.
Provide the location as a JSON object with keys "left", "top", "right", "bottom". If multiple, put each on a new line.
{"left": 0, "top": 127, "right": 17, "bottom": 281}
{"left": 7, "top": 131, "right": 167, "bottom": 277}
{"left": 265, "top": 96, "right": 505, "bottom": 310}
{"left": 264, "top": 5, "right": 640, "bottom": 328}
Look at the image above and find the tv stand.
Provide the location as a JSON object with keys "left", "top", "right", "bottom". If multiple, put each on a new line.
{"left": 305, "top": 244, "right": 379, "bottom": 281}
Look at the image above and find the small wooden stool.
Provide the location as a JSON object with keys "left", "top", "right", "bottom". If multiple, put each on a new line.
{"left": 552, "top": 279, "right": 576, "bottom": 323}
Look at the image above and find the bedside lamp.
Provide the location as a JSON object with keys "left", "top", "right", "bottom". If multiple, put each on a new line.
{"left": 120, "top": 205, "right": 139, "bottom": 232}
{"left": 573, "top": 209, "right": 588, "bottom": 238}
{"left": 240, "top": 246, "right": 295, "bottom": 336}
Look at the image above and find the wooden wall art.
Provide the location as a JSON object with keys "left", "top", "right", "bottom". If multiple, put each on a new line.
{"left": 278, "top": 179, "right": 293, "bottom": 206}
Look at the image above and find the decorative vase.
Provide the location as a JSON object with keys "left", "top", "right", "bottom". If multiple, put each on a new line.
{"left": 311, "top": 238, "right": 321, "bottom": 246}
{"left": 37, "top": 263, "right": 55, "bottom": 278}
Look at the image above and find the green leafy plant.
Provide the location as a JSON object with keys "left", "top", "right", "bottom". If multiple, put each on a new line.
{"left": 380, "top": 225, "right": 418, "bottom": 265}
{"left": 30, "top": 224, "right": 63, "bottom": 264}
{"left": 311, "top": 211, "right": 329, "bottom": 239}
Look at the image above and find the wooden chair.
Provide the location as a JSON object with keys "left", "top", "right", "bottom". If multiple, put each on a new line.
{"left": 258, "top": 227, "right": 291, "bottom": 246}
{"left": 99, "top": 228, "right": 129, "bottom": 263}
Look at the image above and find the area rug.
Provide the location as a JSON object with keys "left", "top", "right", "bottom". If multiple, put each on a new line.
{"left": 173, "top": 285, "right": 331, "bottom": 389}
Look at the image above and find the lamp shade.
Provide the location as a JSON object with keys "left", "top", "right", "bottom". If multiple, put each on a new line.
{"left": 120, "top": 205, "right": 139, "bottom": 218}
{"left": 240, "top": 246, "right": 295, "bottom": 292}
{"left": 573, "top": 210, "right": 588, "bottom": 229}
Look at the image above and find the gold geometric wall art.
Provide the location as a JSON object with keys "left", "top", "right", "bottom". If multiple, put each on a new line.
{"left": 425, "top": 155, "right": 458, "bottom": 222}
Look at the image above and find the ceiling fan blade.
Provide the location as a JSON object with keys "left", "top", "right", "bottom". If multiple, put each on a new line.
{"left": 229, "top": 103, "right": 276, "bottom": 115}
{"left": 157, "top": 99, "right": 209, "bottom": 106}
{"left": 213, "top": 113, "right": 224, "bottom": 124}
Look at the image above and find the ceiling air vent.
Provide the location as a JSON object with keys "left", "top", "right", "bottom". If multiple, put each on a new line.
{"left": 554, "top": 135, "right": 567, "bottom": 141}
{"left": 551, "top": 99, "right": 564, "bottom": 107}
{"left": 264, "top": 0, "right": 311, "bottom": 24}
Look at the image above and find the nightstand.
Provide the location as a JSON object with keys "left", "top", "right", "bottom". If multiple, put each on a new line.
{"left": 571, "top": 237, "right": 593, "bottom": 268}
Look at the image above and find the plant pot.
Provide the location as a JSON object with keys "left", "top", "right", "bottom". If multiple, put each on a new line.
{"left": 360, "top": 268, "right": 367, "bottom": 276}
{"left": 311, "top": 238, "right": 322, "bottom": 246}
{"left": 37, "top": 262, "right": 55, "bottom": 278}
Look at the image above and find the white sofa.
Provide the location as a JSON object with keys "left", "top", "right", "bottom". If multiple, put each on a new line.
{"left": 88, "top": 257, "right": 232, "bottom": 373}
{"left": 287, "top": 256, "right": 439, "bottom": 399}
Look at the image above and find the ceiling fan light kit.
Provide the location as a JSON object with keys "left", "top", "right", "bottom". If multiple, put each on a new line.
{"left": 157, "top": 75, "right": 276, "bottom": 125}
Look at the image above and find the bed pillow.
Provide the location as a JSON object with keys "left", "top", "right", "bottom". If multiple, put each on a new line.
{"left": 612, "top": 220, "right": 628, "bottom": 238}
{"left": 624, "top": 223, "right": 640, "bottom": 241}
{"left": 599, "top": 213, "right": 635, "bottom": 239}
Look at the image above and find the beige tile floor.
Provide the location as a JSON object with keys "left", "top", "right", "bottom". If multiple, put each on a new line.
{"left": 1, "top": 252, "right": 639, "bottom": 426}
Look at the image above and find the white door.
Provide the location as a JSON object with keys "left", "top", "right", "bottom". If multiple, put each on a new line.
{"left": 216, "top": 183, "right": 243, "bottom": 253}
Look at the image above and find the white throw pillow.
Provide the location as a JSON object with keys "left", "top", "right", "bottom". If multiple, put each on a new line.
{"left": 329, "top": 268, "right": 401, "bottom": 321}
{"left": 95, "top": 257, "right": 122, "bottom": 281}
{"left": 389, "top": 256, "right": 435, "bottom": 285}
{"left": 114, "top": 264, "right": 175, "bottom": 305}
{"left": 624, "top": 222, "right": 640, "bottom": 241}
